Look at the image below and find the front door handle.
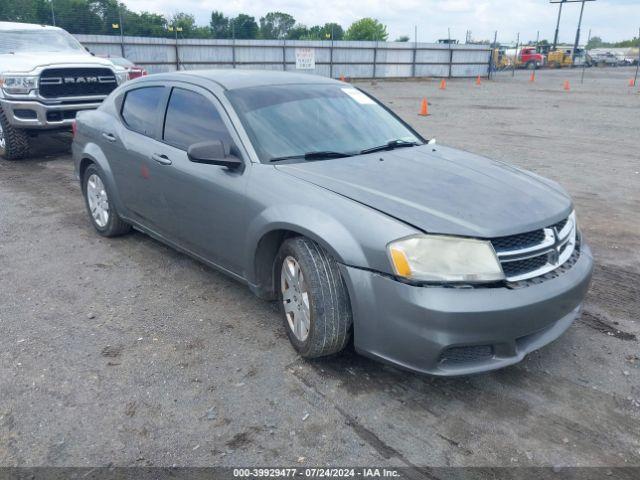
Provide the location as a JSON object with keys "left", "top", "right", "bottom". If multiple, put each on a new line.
{"left": 102, "top": 132, "right": 117, "bottom": 142}
{"left": 151, "top": 153, "right": 172, "bottom": 165}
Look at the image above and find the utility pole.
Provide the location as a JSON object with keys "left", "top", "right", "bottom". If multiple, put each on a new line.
{"left": 581, "top": 28, "right": 590, "bottom": 84}
{"left": 550, "top": 0, "right": 595, "bottom": 52}
{"left": 552, "top": 0, "right": 565, "bottom": 50}
{"left": 50, "top": 0, "right": 56, "bottom": 26}
{"left": 572, "top": 0, "right": 586, "bottom": 62}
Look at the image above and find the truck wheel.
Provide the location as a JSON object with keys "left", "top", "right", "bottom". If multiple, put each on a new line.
{"left": 526, "top": 61, "right": 537, "bottom": 70}
{"left": 276, "top": 237, "right": 352, "bottom": 359}
{"left": 82, "top": 164, "right": 131, "bottom": 237}
{"left": 0, "top": 107, "right": 30, "bottom": 160}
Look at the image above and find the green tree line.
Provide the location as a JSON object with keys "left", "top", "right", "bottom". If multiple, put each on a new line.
{"left": 0, "top": 0, "right": 396, "bottom": 40}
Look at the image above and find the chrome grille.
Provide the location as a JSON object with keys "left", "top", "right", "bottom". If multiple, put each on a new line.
{"left": 491, "top": 211, "right": 577, "bottom": 282}
{"left": 39, "top": 68, "right": 117, "bottom": 98}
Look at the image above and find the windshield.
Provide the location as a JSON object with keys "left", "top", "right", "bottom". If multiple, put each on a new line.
{"left": 0, "top": 30, "right": 86, "bottom": 54}
{"left": 226, "top": 84, "right": 422, "bottom": 163}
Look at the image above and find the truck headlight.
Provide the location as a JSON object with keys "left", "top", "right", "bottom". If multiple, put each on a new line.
{"left": 387, "top": 235, "right": 505, "bottom": 283}
{"left": 0, "top": 74, "right": 38, "bottom": 94}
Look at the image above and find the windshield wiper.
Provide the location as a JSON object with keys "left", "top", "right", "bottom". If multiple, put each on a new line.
{"left": 360, "top": 139, "right": 420, "bottom": 155}
{"left": 269, "top": 151, "right": 352, "bottom": 163}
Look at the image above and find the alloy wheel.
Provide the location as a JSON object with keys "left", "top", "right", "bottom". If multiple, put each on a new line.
{"left": 281, "top": 256, "right": 311, "bottom": 341}
{"left": 86, "top": 174, "right": 110, "bottom": 228}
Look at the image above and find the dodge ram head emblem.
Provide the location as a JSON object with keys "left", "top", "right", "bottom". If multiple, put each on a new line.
{"left": 40, "top": 76, "right": 116, "bottom": 85}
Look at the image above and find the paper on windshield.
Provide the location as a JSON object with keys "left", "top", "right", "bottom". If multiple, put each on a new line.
{"left": 341, "top": 88, "right": 376, "bottom": 105}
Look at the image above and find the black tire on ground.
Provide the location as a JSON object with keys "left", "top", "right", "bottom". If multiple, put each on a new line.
{"left": 276, "top": 236, "right": 352, "bottom": 358}
{"left": 82, "top": 164, "right": 132, "bottom": 237}
{"left": 526, "top": 61, "right": 537, "bottom": 70}
{"left": 0, "top": 106, "right": 30, "bottom": 160}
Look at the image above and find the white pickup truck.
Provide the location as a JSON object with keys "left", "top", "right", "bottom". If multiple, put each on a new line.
{"left": 0, "top": 21, "right": 128, "bottom": 160}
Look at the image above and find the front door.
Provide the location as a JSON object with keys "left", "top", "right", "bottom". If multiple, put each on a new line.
{"left": 148, "top": 85, "right": 250, "bottom": 275}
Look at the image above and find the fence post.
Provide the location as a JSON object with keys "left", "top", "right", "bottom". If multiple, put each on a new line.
{"left": 118, "top": 7, "right": 125, "bottom": 58}
{"left": 372, "top": 41, "right": 378, "bottom": 78}
{"left": 282, "top": 39, "right": 286, "bottom": 71}
{"left": 174, "top": 36, "right": 179, "bottom": 71}
{"left": 447, "top": 28, "right": 453, "bottom": 78}
{"left": 412, "top": 25, "right": 417, "bottom": 78}
{"left": 513, "top": 32, "right": 519, "bottom": 77}
{"left": 232, "top": 24, "right": 236, "bottom": 69}
{"left": 488, "top": 30, "right": 497, "bottom": 79}
{"left": 329, "top": 38, "right": 334, "bottom": 78}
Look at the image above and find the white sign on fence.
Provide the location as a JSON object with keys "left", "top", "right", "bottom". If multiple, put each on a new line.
{"left": 295, "top": 48, "right": 316, "bottom": 70}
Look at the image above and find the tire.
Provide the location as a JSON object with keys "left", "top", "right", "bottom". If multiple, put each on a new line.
{"left": 0, "top": 106, "right": 30, "bottom": 160}
{"left": 526, "top": 61, "right": 536, "bottom": 70}
{"left": 82, "top": 164, "right": 131, "bottom": 237}
{"left": 276, "top": 237, "right": 352, "bottom": 358}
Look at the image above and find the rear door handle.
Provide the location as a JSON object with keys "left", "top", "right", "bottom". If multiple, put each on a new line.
{"left": 151, "top": 153, "right": 172, "bottom": 165}
{"left": 102, "top": 132, "right": 117, "bottom": 142}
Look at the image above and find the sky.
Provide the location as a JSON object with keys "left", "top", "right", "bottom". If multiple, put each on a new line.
{"left": 123, "top": 0, "right": 639, "bottom": 44}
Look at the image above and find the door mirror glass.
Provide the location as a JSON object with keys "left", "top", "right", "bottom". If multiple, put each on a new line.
{"left": 187, "top": 140, "right": 242, "bottom": 169}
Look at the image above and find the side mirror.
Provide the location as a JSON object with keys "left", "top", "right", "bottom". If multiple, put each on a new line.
{"left": 187, "top": 140, "right": 243, "bottom": 169}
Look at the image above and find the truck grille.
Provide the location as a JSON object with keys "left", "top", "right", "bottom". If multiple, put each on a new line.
{"left": 490, "top": 211, "right": 577, "bottom": 282}
{"left": 39, "top": 68, "right": 117, "bottom": 98}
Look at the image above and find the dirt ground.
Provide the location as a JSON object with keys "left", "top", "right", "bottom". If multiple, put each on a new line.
{"left": 1, "top": 67, "right": 639, "bottom": 468}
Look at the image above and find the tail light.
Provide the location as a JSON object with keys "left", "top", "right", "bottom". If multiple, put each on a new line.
{"left": 71, "top": 120, "right": 77, "bottom": 138}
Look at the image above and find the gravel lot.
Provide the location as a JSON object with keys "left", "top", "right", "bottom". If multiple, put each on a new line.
{"left": 1, "top": 67, "right": 639, "bottom": 468}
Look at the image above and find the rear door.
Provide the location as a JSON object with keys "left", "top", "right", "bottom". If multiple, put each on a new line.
{"left": 108, "top": 84, "right": 171, "bottom": 232}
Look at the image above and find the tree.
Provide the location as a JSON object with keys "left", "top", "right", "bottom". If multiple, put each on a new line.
{"left": 259, "top": 11, "right": 295, "bottom": 39}
{"left": 210, "top": 10, "right": 229, "bottom": 38}
{"left": 230, "top": 13, "right": 258, "bottom": 39}
{"left": 395, "top": 35, "right": 410, "bottom": 42}
{"left": 344, "top": 18, "right": 388, "bottom": 41}
{"left": 586, "top": 36, "right": 605, "bottom": 49}
{"left": 287, "top": 24, "right": 309, "bottom": 40}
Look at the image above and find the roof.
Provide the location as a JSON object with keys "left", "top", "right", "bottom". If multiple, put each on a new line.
{"left": 0, "top": 21, "right": 62, "bottom": 31}
{"left": 151, "top": 69, "right": 340, "bottom": 91}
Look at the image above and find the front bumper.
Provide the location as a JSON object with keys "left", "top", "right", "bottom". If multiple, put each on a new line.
{"left": 0, "top": 98, "right": 103, "bottom": 129}
{"left": 340, "top": 242, "right": 594, "bottom": 376}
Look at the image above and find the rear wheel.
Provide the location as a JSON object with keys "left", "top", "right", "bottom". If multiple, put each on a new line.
{"left": 82, "top": 164, "right": 131, "bottom": 237}
{"left": 276, "top": 237, "right": 352, "bottom": 358}
{"left": 0, "top": 107, "right": 30, "bottom": 160}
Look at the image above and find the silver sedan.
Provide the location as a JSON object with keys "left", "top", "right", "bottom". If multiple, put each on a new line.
{"left": 72, "top": 70, "right": 593, "bottom": 376}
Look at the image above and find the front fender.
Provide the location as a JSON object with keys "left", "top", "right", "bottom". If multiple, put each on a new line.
{"left": 244, "top": 204, "right": 368, "bottom": 284}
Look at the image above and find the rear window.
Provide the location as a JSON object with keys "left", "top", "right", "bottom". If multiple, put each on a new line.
{"left": 121, "top": 87, "right": 164, "bottom": 136}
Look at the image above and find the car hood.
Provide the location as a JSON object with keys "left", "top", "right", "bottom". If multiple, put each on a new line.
{"left": 275, "top": 144, "right": 573, "bottom": 238}
{"left": 0, "top": 51, "right": 118, "bottom": 73}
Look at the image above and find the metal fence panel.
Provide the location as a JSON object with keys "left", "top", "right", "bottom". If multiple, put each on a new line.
{"left": 74, "top": 34, "right": 491, "bottom": 78}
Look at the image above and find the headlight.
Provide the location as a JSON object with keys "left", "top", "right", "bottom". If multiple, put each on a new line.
{"left": 387, "top": 235, "right": 505, "bottom": 283}
{"left": 115, "top": 70, "right": 129, "bottom": 85}
{"left": 0, "top": 74, "right": 38, "bottom": 94}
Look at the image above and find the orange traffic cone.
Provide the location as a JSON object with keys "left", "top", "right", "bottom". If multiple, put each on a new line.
{"left": 440, "top": 79, "right": 447, "bottom": 90}
{"left": 563, "top": 80, "right": 570, "bottom": 91}
{"left": 629, "top": 78, "right": 636, "bottom": 87}
{"left": 529, "top": 71, "right": 536, "bottom": 82}
{"left": 419, "top": 98, "right": 429, "bottom": 116}
{"left": 475, "top": 75, "right": 481, "bottom": 86}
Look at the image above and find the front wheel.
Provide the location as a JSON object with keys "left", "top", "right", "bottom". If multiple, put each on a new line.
{"left": 276, "top": 237, "right": 352, "bottom": 358}
{"left": 0, "top": 107, "right": 30, "bottom": 160}
{"left": 82, "top": 164, "right": 131, "bottom": 237}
